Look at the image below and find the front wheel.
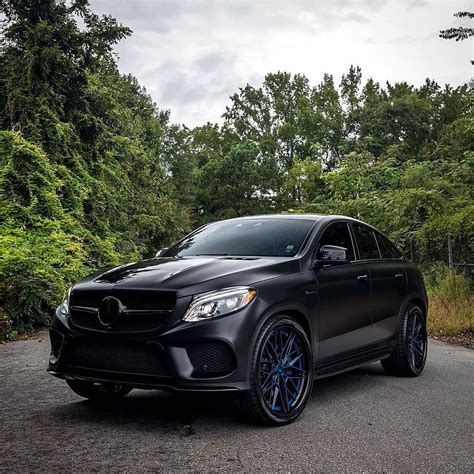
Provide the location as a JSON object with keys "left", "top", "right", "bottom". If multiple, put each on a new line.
{"left": 239, "top": 315, "right": 313, "bottom": 426}
{"left": 66, "top": 380, "right": 132, "bottom": 402}
{"left": 382, "top": 303, "right": 428, "bottom": 377}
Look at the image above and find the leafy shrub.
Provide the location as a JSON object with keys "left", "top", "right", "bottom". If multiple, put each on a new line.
{"left": 0, "top": 131, "right": 120, "bottom": 338}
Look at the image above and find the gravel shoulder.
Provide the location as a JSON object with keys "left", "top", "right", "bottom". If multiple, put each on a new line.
{"left": 1, "top": 332, "right": 473, "bottom": 472}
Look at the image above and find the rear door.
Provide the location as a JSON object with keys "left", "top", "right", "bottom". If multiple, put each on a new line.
{"left": 316, "top": 222, "right": 372, "bottom": 359}
{"left": 351, "top": 224, "right": 406, "bottom": 344}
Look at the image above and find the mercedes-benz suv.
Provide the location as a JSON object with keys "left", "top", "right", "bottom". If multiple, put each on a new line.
{"left": 48, "top": 215, "right": 428, "bottom": 425}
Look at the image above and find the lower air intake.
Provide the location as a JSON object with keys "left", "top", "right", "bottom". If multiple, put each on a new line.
{"left": 186, "top": 341, "right": 236, "bottom": 375}
{"left": 49, "top": 329, "right": 64, "bottom": 359}
{"left": 61, "top": 340, "right": 168, "bottom": 376}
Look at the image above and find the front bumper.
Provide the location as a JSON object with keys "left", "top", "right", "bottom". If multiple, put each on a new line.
{"left": 48, "top": 302, "right": 261, "bottom": 392}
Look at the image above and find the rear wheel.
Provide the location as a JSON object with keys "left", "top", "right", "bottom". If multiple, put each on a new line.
{"left": 66, "top": 380, "right": 132, "bottom": 402}
{"left": 239, "top": 315, "right": 313, "bottom": 425}
{"left": 382, "top": 303, "right": 427, "bottom": 376}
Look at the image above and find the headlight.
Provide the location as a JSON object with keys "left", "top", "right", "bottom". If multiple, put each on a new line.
{"left": 182, "top": 287, "right": 257, "bottom": 322}
{"left": 58, "top": 287, "right": 72, "bottom": 316}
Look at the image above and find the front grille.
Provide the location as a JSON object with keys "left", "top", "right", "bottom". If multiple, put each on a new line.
{"left": 70, "top": 289, "right": 175, "bottom": 311}
{"left": 70, "top": 309, "right": 168, "bottom": 333}
{"left": 60, "top": 340, "right": 168, "bottom": 376}
{"left": 186, "top": 341, "right": 236, "bottom": 375}
{"left": 69, "top": 289, "right": 175, "bottom": 333}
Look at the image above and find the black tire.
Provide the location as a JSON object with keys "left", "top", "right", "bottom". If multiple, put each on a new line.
{"left": 239, "top": 315, "right": 313, "bottom": 426}
{"left": 66, "top": 380, "right": 132, "bottom": 402}
{"left": 381, "top": 303, "right": 428, "bottom": 377}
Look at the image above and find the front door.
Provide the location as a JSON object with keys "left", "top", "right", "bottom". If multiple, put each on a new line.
{"left": 315, "top": 222, "right": 372, "bottom": 359}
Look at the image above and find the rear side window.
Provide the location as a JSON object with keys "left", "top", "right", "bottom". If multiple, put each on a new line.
{"left": 353, "top": 224, "right": 381, "bottom": 260}
{"left": 375, "top": 232, "right": 402, "bottom": 259}
{"left": 317, "top": 222, "right": 355, "bottom": 261}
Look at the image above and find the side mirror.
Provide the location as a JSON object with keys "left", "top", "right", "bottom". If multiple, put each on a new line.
{"left": 155, "top": 247, "right": 169, "bottom": 258}
{"left": 315, "top": 245, "right": 349, "bottom": 267}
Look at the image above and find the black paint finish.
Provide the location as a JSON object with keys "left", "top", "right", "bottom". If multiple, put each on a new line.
{"left": 48, "top": 214, "right": 428, "bottom": 392}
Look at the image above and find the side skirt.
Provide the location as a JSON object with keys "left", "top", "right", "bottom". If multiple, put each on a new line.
{"left": 313, "top": 339, "right": 394, "bottom": 380}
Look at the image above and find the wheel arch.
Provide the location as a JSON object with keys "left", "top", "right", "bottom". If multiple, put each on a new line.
{"left": 279, "top": 309, "right": 312, "bottom": 342}
{"left": 408, "top": 297, "right": 427, "bottom": 317}
{"left": 256, "top": 303, "right": 313, "bottom": 341}
{"left": 245, "top": 302, "right": 315, "bottom": 379}
{"left": 401, "top": 291, "right": 428, "bottom": 321}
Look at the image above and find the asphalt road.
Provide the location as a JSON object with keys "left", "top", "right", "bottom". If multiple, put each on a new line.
{"left": 1, "top": 332, "right": 473, "bottom": 472}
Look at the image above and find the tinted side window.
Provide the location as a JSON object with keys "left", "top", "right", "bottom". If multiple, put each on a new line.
{"left": 318, "top": 222, "right": 355, "bottom": 261}
{"left": 376, "top": 233, "right": 402, "bottom": 259}
{"left": 353, "top": 224, "right": 381, "bottom": 260}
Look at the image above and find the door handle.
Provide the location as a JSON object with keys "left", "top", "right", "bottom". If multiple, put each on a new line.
{"left": 395, "top": 273, "right": 404, "bottom": 279}
{"left": 357, "top": 274, "right": 369, "bottom": 281}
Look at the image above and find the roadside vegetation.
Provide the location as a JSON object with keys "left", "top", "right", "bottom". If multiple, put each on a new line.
{"left": 0, "top": 1, "right": 472, "bottom": 341}
{"left": 425, "top": 270, "right": 473, "bottom": 347}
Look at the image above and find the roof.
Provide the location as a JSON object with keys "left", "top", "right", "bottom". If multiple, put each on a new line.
{"left": 222, "top": 213, "right": 363, "bottom": 223}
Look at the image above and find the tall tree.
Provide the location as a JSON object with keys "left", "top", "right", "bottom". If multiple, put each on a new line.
{"left": 0, "top": 0, "right": 131, "bottom": 152}
{"left": 0, "top": 1, "right": 186, "bottom": 334}
{"left": 340, "top": 65, "right": 362, "bottom": 143}
{"left": 224, "top": 72, "right": 312, "bottom": 170}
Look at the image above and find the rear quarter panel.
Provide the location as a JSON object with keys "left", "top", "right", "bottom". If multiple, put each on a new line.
{"left": 402, "top": 261, "right": 429, "bottom": 316}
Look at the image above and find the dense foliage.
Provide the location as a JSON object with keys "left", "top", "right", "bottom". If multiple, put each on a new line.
{"left": 0, "top": 1, "right": 472, "bottom": 337}
{"left": 192, "top": 71, "right": 473, "bottom": 265}
{"left": 0, "top": 0, "right": 187, "bottom": 335}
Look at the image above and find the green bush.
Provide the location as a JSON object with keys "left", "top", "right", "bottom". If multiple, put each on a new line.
{"left": 424, "top": 264, "right": 472, "bottom": 297}
{"left": 0, "top": 131, "right": 119, "bottom": 339}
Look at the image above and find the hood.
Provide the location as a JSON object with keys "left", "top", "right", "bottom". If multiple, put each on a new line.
{"left": 75, "top": 256, "right": 300, "bottom": 297}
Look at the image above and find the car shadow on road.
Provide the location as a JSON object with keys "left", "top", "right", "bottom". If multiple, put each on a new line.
{"left": 312, "top": 362, "right": 387, "bottom": 401}
{"left": 46, "top": 362, "right": 388, "bottom": 429}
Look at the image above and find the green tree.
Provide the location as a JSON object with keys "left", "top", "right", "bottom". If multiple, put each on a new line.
{"left": 0, "top": 0, "right": 131, "bottom": 151}
{"left": 304, "top": 74, "right": 344, "bottom": 170}
{"left": 224, "top": 72, "right": 312, "bottom": 174}
{"left": 0, "top": 1, "right": 186, "bottom": 337}
{"left": 284, "top": 157, "right": 323, "bottom": 205}
{"left": 195, "top": 141, "right": 278, "bottom": 220}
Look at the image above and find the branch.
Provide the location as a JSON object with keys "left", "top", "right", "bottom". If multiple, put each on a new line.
{"left": 439, "top": 27, "right": 474, "bottom": 41}
{"left": 454, "top": 11, "right": 474, "bottom": 19}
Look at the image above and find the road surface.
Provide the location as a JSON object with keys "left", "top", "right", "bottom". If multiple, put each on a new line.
{"left": 1, "top": 332, "right": 473, "bottom": 472}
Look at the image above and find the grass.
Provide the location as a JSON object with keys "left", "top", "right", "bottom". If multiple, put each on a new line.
{"left": 428, "top": 294, "right": 473, "bottom": 336}
{"left": 426, "top": 270, "right": 473, "bottom": 337}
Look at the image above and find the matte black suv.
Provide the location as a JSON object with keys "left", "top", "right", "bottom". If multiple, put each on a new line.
{"left": 48, "top": 215, "right": 428, "bottom": 425}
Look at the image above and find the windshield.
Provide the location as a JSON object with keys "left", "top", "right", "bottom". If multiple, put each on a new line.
{"left": 165, "top": 218, "right": 316, "bottom": 258}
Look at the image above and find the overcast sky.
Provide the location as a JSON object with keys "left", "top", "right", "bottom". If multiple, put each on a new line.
{"left": 90, "top": 0, "right": 472, "bottom": 127}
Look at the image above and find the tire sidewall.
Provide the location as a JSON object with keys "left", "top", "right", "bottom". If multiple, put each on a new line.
{"left": 404, "top": 304, "right": 428, "bottom": 376}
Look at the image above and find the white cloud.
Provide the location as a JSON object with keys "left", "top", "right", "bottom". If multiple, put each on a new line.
{"left": 90, "top": 0, "right": 472, "bottom": 126}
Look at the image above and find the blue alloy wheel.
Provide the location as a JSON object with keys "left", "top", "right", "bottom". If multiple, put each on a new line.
{"left": 258, "top": 326, "right": 308, "bottom": 414}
